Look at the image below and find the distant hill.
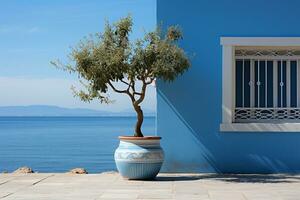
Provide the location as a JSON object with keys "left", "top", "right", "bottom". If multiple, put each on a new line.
{"left": 0, "top": 105, "right": 156, "bottom": 117}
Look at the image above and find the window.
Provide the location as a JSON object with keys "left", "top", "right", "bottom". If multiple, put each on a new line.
{"left": 235, "top": 48, "right": 300, "bottom": 122}
{"left": 220, "top": 37, "right": 300, "bottom": 132}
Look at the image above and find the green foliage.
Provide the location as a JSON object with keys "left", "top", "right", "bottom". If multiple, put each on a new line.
{"left": 52, "top": 15, "right": 190, "bottom": 104}
{"left": 52, "top": 15, "right": 190, "bottom": 136}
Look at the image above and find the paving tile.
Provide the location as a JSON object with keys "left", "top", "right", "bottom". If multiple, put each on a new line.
{"left": 1, "top": 173, "right": 300, "bottom": 200}
{"left": 174, "top": 193, "right": 209, "bottom": 200}
{"left": 137, "top": 193, "right": 173, "bottom": 199}
{"left": 100, "top": 193, "right": 138, "bottom": 199}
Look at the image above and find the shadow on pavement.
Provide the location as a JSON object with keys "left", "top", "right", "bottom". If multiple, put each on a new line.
{"left": 154, "top": 173, "right": 300, "bottom": 183}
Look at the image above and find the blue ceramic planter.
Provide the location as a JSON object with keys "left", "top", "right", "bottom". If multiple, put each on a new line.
{"left": 114, "top": 136, "right": 164, "bottom": 180}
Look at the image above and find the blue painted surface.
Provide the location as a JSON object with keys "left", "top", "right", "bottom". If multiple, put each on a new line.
{"left": 115, "top": 162, "right": 163, "bottom": 180}
{"left": 114, "top": 139, "right": 164, "bottom": 179}
{"left": 157, "top": 0, "right": 300, "bottom": 173}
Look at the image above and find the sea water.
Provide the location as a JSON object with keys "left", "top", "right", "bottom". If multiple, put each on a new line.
{"left": 0, "top": 116, "right": 155, "bottom": 173}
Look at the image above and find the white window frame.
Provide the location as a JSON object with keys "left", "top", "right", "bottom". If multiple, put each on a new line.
{"left": 220, "top": 37, "right": 300, "bottom": 132}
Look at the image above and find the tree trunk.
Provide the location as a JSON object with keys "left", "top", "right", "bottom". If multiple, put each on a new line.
{"left": 134, "top": 105, "right": 144, "bottom": 137}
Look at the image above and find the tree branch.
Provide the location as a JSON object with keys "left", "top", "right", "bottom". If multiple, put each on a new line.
{"left": 134, "top": 81, "right": 147, "bottom": 105}
{"left": 108, "top": 81, "right": 136, "bottom": 103}
{"left": 121, "top": 79, "right": 130, "bottom": 86}
{"left": 108, "top": 81, "right": 128, "bottom": 94}
{"left": 130, "top": 79, "right": 136, "bottom": 92}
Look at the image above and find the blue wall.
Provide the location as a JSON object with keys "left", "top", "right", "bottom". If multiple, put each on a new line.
{"left": 157, "top": 0, "right": 300, "bottom": 173}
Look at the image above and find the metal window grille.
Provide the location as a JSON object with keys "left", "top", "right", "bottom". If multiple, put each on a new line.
{"left": 234, "top": 48, "right": 300, "bottom": 123}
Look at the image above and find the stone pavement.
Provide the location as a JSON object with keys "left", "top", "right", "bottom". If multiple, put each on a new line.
{"left": 0, "top": 172, "right": 300, "bottom": 200}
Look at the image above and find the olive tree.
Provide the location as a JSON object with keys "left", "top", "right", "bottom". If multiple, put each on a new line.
{"left": 52, "top": 16, "right": 190, "bottom": 137}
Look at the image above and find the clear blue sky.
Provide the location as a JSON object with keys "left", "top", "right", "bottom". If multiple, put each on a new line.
{"left": 0, "top": 0, "right": 156, "bottom": 112}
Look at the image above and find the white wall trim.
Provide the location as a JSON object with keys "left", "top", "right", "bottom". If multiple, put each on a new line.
{"left": 220, "top": 123, "right": 300, "bottom": 132}
{"left": 221, "top": 37, "right": 300, "bottom": 46}
{"left": 222, "top": 45, "right": 234, "bottom": 123}
{"left": 220, "top": 37, "right": 300, "bottom": 132}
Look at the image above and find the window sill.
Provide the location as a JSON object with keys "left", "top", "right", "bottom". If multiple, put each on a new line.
{"left": 220, "top": 123, "right": 300, "bottom": 132}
